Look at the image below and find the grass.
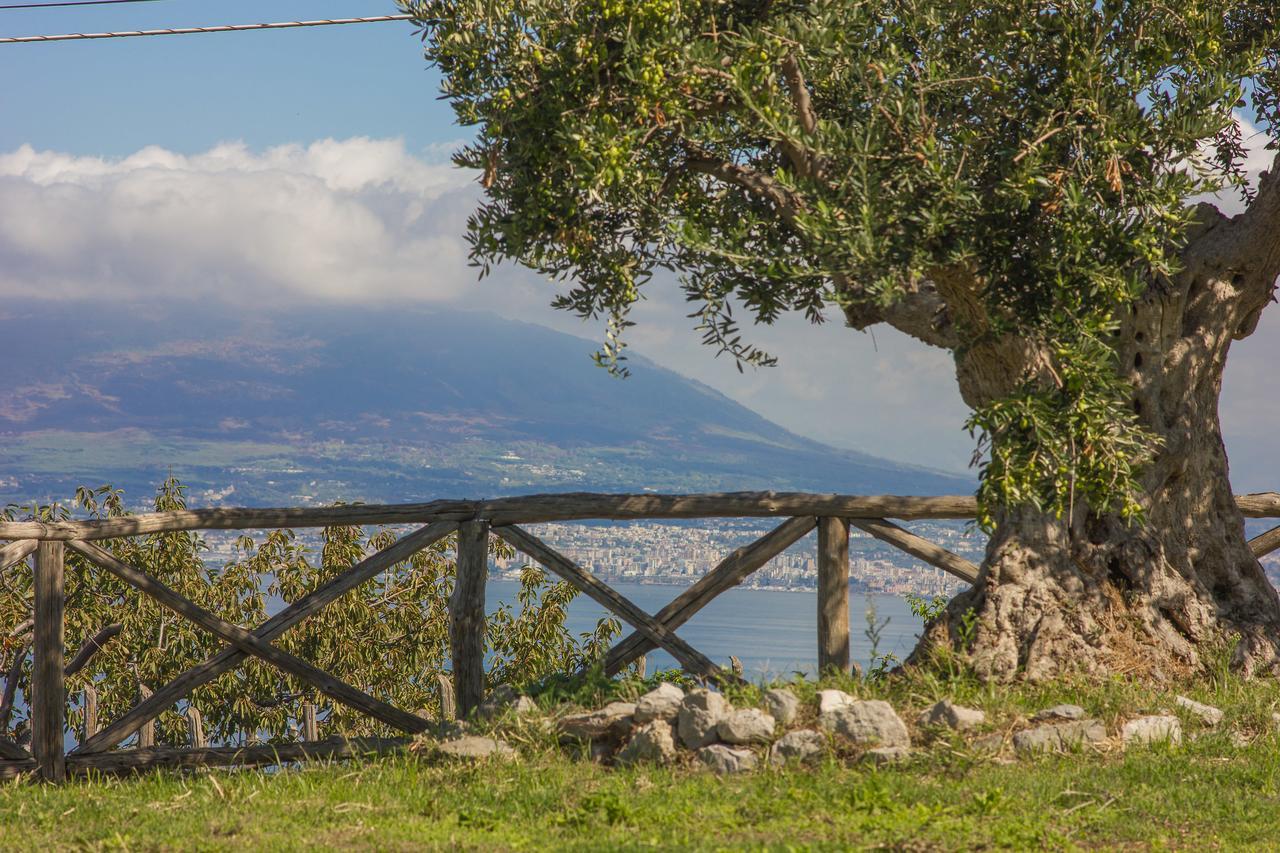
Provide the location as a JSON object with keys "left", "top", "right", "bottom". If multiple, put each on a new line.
{"left": 6, "top": 661, "right": 1280, "bottom": 851}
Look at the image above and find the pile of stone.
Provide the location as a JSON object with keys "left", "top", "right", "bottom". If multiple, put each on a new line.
{"left": 419, "top": 683, "right": 1227, "bottom": 770}
{"left": 552, "top": 683, "right": 929, "bottom": 773}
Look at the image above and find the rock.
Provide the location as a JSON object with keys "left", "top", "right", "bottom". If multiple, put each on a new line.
{"left": 436, "top": 735, "right": 517, "bottom": 761}
{"left": 1121, "top": 715, "right": 1182, "bottom": 746}
{"left": 916, "top": 699, "right": 985, "bottom": 732}
{"left": 634, "top": 682, "right": 685, "bottom": 724}
{"left": 476, "top": 685, "right": 537, "bottom": 721}
{"left": 1013, "top": 720, "right": 1107, "bottom": 755}
{"left": 770, "top": 729, "right": 826, "bottom": 767}
{"left": 863, "top": 746, "right": 911, "bottom": 766}
{"left": 822, "top": 700, "right": 910, "bottom": 748}
{"left": 763, "top": 688, "right": 801, "bottom": 726}
{"left": 970, "top": 733, "right": 1005, "bottom": 755}
{"left": 616, "top": 721, "right": 677, "bottom": 766}
{"left": 1272, "top": 712, "right": 1280, "bottom": 731}
{"left": 558, "top": 702, "right": 636, "bottom": 742}
{"left": 697, "top": 744, "right": 758, "bottom": 774}
{"left": 1175, "top": 696, "right": 1223, "bottom": 727}
{"left": 717, "top": 708, "right": 775, "bottom": 745}
{"left": 817, "top": 689, "right": 856, "bottom": 717}
{"left": 1032, "top": 704, "right": 1086, "bottom": 722}
{"left": 677, "top": 689, "right": 732, "bottom": 749}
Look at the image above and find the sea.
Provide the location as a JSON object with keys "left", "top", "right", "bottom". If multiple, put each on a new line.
{"left": 486, "top": 580, "right": 924, "bottom": 678}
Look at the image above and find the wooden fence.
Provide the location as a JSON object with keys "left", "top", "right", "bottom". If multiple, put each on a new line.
{"left": 2, "top": 489, "right": 1278, "bottom": 783}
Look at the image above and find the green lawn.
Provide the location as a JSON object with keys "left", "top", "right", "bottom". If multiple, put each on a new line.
{"left": 2, "top": 727, "right": 1278, "bottom": 850}
{"left": 6, "top": 665, "right": 1280, "bottom": 850}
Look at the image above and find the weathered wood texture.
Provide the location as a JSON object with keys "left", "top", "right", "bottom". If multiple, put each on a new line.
{"left": 850, "top": 518, "right": 981, "bottom": 583}
{"left": 301, "top": 703, "right": 318, "bottom": 742}
{"left": 74, "top": 521, "right": 455, "bottom": 754}
{"left": 0, "top": 738, "right": 28, "bottom": 760}
{"left": 817, "top": 518, "right": 851, "bottom": 675}
{"left": 1250, "top": 525, "right": 1280, "bottom": 559}
{"left": 603, "top": 516, "right": 817, "bottom": 675}
{"left": 32, "top": 540, "right": 65, "bottom": 782}
{"left": 451, "top": 520, "right": 489, "bottom": 719}
{"left": 436, "top": 673, "right": 456, "bottom": 722}
{"left": 82, "top": 686, "right": 98, "bottom": 743}
{"left": 0, "top": 737, "right": 410, "bottom": 781}
{"left": 494, "top": 524, "right": 726, "bottom": 680}
{"left": 137, "top": 684, "right": 154, "bottom": 748}
{"left": 0, "top": 538, "right": 37, "bottom": 571}
{"left": 185, "top": 706, "right": 207, "bottom": 748}
{"left": 0, "top": 492, "right": 987, "bottom": 540}
{"left": 68, "top": 540, "right": 429, "bottom": 736}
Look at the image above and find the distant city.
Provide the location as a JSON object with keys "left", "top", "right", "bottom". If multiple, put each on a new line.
{"left": 493, "top": 519, "right": 979, "bottom": 599}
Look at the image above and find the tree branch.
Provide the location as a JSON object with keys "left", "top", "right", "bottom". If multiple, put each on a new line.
{"left": 683, "top": 150, "right": 808, "bottom": 227}
{"left": 777, "top": 54, "right": 824, "bottom": 181}
{"left": 0, "top": 640, "right": 29, "bottom": 732}
{"left": 64, "top": 622, "right": 123, "bottom": 678}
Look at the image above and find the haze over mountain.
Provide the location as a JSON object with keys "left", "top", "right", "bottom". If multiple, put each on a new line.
{"left": 0, "top": 302, "right": 971, "bottom": 507}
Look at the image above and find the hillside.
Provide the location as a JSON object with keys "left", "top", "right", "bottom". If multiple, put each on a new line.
{"left": 0, "top": 303, "right": 971, "bottom": 507}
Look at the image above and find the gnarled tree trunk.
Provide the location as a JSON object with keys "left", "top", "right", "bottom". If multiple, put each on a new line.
{"left": 913, "top": 176, "right": 1280, "bottom": 681}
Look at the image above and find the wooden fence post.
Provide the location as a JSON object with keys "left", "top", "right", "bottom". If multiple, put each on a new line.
{"left": 451, "top": 520, "right": 489, "bottom": 719}
{"left": 82, "top": 685, "right": 98, "bottom": 744}
{"left": 817, "top": 517, "right": 851, "bottom": 676}
{"left": 32, "top": 540, "right": 66, "bottom": 782}
{"left": 436, "top": 672, "right": 455, "bottom": 723}
{"left": 138, "top": 684, "right": 155, "bottom": 748}
{"left": 185, "top": 706, "right": 207, "bottom": 748}
{"left": 300, "top": 702, "right": 318, "bottom": 742}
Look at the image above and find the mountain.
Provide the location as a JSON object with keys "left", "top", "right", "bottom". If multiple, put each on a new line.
{"left": 0, "top": 302, "right": 971, "bottom": 507}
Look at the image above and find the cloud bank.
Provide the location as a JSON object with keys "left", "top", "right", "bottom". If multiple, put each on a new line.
{"left": 0, "top": 137, "right": 480, "bottom": 305}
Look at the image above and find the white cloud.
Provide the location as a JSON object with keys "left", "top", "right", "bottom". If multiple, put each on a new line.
{"left": 0, "top": 137, "right": 481, "bottom": 305}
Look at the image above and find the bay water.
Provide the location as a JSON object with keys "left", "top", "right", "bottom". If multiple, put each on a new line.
{"left": 487, "top": 580, "right": 924, "bottom": 679}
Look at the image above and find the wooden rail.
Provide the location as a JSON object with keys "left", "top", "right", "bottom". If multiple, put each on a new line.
{"left": 1, "top": 489, "right": 1277, "bottom": 782}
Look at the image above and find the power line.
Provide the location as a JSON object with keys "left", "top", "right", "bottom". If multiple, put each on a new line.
{"left": 0, "top": 0, "right": 170, "bottom": 9}
{"left": 0, "top": 13, "right": 415, "bottom": 43}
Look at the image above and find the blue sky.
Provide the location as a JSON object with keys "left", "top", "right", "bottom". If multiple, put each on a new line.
{"left": 1, "top": 1, "right": 456, "bottom": 156}
{"left": 1, "top": 2, "right": 1277, "bottom": 487}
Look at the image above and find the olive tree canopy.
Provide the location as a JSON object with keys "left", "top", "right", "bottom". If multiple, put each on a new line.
{"left": 405, "top": 0, "right": 1280, "bottom": 680}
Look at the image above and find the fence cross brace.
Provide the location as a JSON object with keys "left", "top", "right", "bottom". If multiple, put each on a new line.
{"left": 492, "top": 524, "right": 730, "bottom": 681}
{"left": 73, "top": 521, "right": 456, "bottom": 755}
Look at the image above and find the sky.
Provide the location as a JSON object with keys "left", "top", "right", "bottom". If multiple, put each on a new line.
{"left": 1, "top": 0, "right": 1277, "bottom": 488}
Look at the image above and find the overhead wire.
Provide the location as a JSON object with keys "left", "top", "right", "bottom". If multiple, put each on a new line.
{"left": 0, "top": 0, "right": 171, "bottom": 9}
{"left": 0, "top": 13, "right": 415, "bottom": 43}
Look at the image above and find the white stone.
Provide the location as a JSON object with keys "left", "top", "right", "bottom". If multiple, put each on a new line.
{"left": 1013, "top": 720, "right": 1107, "bottom": 755}
{"left": 817, "top": 689, "right": 856, "bottom": 717}
{"left": 634, "top": 682, "right": 685, "bottom": 724}
{"left": 557, "top": 701, "right": 636, "bottom": 741}
{"left": 1032, "top": 704, "right": 1086, "bottom": 722}
{"left": 717, "top": 708, "right": 775, "bottom": 745}
{"left": 436, "top": 735, "right": 517, "bottom": 761}
{"left": 770, "top": 729, "right": 826, "bottom": 767}
{"left": 677, "top": 689, "right": 732, "bottom": 749}
{"left": 1174, "top": 696, "right": 1223, "bottom": 727}
{"left": 916, "top": 699, "right": 985, "bottom": 731}
{"left": 763, "top": 688, "right": 801, "bottom": 726}
{"left": 1121, "top": 715, "right": 1182, "bottom": 746}
{"left": 616, "top": 720, "right": 677, "bottom": 766}
{"left": 697, "top": 744, "right": 758, "bottom": 774}
{"left": 864, "top": 746, "right": 911, "bottom": 766}
{"left": 822, "top": 700, "right": 910, "bottom": 748}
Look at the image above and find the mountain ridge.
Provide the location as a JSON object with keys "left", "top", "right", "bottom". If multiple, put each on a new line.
{"left": 0, "top": 303, "right": 971, "bottom": 506}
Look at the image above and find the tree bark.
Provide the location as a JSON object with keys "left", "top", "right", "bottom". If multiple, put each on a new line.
{"left": 915, "top": 178, "right": 1280, "bottom": 681}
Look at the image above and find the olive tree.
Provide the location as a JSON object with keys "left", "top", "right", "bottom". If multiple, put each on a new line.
{"left": 404, "top": 0, "right": 1280, "bottom": 679}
